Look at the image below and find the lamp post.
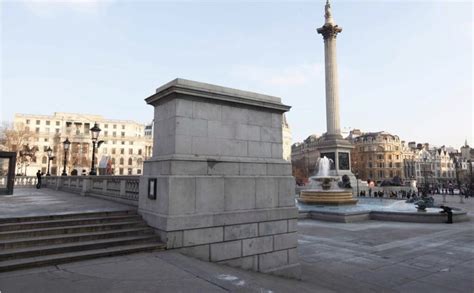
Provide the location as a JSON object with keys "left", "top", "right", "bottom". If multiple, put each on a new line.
{"left": 421, "top": 152, "right": 429, "bottom": 196}
{"left": 355, "top": 171, "right": 359, "bottom": 197}
{"left": 453, "top": 157, "right": 464, "bottom": 203}
{"left": 89, "top": 123, "right": 101, "bottom": 176}
{"left": 46, "top": 146, "right": 54, "bottom": 176}
{"left": 61, "top": 138, "right": 71, "bottom": 176}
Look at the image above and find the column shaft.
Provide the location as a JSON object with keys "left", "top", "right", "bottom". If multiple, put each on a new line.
{"left": 324, "top": 38, "right": 341, "bottom": 136}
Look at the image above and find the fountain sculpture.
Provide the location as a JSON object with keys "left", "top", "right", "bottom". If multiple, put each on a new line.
{"left": 299, "top": 156, "right": 358, "bottom": 205}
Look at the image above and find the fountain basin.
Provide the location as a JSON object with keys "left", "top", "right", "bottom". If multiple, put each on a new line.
{"left": 297, "top": 198, "right": 469, "bottom": 223}
{"left": 299, "top": 189, "right": 358, "bottom": 205}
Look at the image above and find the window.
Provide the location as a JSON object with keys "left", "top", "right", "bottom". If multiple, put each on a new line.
{"left": 45, "top": 128, "right": 50, "bottom": 133}
{"left": 104, "top": 131, "right": 108, "bottom": 137}
{"left": 105, "top": 124, "right": 108, "bottom": 128}
{"left": 42, "top": 156, "right": 47, "bottom": 164}
{"left": 138, "top": 149, "right": 142, "bottom": 155}
{"left": 377, "top": 155, "right": 383, "bottom": 160}
{"left": 56, "top": 121, "right": 60, "bottom": 126}
{"left": 121, "top": 141, "right": 125, "bottom": 145}
{"left": 119, "top": 168, "right": 123, "bottom": 175}
{"left": 137, "top": 169, "right": 142, "bottom": 175}
{"left": 36, "top": 120, "right": 40, "bottom": 125}
{"left": 26, "top": 119, "right": 30, "bottom": 124}
{"left": 121, "top": 132, "right": 125, "bottom": 137}
{"left": 55, "top": 129, "right": 60, "bottom": 134}
{"left": 113, "top": 124, "right": 117, "bottom": 129}
{"left": 388, "top": 155, "right": 392, "bottom": 160}
{"left": 128, "top": 168, "right": 132, "bottom": 175}
{"left": 129, "top": 141, "right": 134, "bottom": 145}
{"left": 129, "top": 148, "right": 133, "bottom": 155}
{"left": 120, "top": 148, "right": 124, "bottom": 154}
{"left": 119, "top": 158, "right": 124, "bottom": 165}
{"left": 46, "top": 121, "right": 50, "bottom": 125}
{"left": 122, "top": 125, "right": 125, "bottom": 130}
{"left": 112, "top": 148, "right": 116, "bottom": 154}
{"left": 111, "top": 158, "right": 116, "bottom": 164}
{"left": 44, "top": 138, "right": 49, "bottom": 142}
{"left": 35, "top": 127, "right": 40, "bottom": 134}
{"left": 128, "top": 158, "right": 132, "bottom": 165}
{"left": 113, "top": 132, "right": 116, "bottom": 137}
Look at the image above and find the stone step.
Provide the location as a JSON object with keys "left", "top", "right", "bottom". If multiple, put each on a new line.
{"left": 0, "top": 221, "right": 147, "bottom": 240}
{"left": 0, "top": 210, "right": 137, "bottom": 224}
{"left": 0, "top": 235, "right": 161, "bottom": 261}
{"left": 0, "top": 215, "right": 142, "bottom": 232}
{"left": 0, "top": 243, "right": 166, "bottom": 272}
{"left": 0, "top": 227, "right": 154, "bottom": 250}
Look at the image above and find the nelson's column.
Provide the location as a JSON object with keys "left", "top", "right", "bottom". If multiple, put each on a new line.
{"left": 316, "top": 1, "right": 355, "bottom": 184}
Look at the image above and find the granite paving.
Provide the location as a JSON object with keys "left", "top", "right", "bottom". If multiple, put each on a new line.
{"left": 0, "top": 190, "right": 472, "bottom": 292}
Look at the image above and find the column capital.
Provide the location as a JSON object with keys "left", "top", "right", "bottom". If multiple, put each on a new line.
{"left": 317, "top": 24, "right": 342, "bottom": 40}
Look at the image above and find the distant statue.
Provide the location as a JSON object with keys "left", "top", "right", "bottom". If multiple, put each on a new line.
{"left": 338, "top": 174, "right": 352, "bottom": 189}
{"left": 324, "top": 0, "right": 334, "bottom": 24}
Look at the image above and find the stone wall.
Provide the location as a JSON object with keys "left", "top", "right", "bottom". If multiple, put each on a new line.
{"left": 138, "top": 79, "right": 300, "bottom": 278}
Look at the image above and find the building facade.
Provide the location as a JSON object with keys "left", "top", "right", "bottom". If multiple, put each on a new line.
{"left": 351, "top": 131, "right": 403, "bottom": 183}
{"left": 415, "top": 146, "right": 454, "bottom": 186}
{"left": 291, "top": 134, "right": 321, "bottom": 182}
{"left": 13, "top": 113, "right": 152, "bottom": 176}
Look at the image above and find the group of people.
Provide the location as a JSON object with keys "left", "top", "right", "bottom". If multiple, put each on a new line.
{"left": 358, "top": 189, "right": 418, "bottom": 199}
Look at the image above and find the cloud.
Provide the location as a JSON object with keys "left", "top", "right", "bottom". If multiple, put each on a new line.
{"left": 21, "top": 0, "right": 115, "bottom": 17}
{"left": 231, "top": 63, "right": 324, "bottom": 87}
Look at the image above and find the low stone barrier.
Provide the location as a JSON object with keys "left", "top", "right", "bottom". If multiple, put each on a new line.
{"left": 1, "top": 176, "right": 38, "bottom": 188}
{"left": 43, "top": 176, "right": 139, "bottom": 206}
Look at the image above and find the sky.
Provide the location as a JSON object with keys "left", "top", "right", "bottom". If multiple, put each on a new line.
{"left": 1, "top": 0, "right": 472, "bottom": 149}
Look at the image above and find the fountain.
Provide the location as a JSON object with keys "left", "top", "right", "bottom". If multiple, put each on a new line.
{"left": 296, "top": 159, "right": 467, "bottom": 223}
{"left": 299, "top": 156, "right": 358, "bottom": 205}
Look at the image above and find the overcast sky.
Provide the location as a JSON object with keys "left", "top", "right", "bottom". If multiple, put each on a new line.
{"left": 1, "top": 0, "right": 472, "bottom": 148}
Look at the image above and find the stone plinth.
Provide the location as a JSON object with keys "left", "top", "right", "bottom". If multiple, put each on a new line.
{"left": 138, "top": 78, "right": 300, "bottom": 278}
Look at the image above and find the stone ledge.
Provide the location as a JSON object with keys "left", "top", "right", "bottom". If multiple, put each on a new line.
{"left": 139, "top": 207, "right": 298, "bottom": 231}
{"left": 147, "top": 78, "right": 290, "bottom": 112}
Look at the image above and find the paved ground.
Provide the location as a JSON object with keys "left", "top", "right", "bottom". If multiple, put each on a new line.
{"left": 0, "top": 188, "right": 133, "bottom": 219}
{"left": 0, "top": 189, "right": 473, "bottom": 292}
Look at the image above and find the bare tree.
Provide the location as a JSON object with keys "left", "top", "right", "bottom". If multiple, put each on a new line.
{"left": 0, "top": 122, "right": 38, "bottom": 174}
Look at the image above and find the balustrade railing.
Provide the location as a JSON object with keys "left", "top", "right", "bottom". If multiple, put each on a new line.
{"left": 41, "top": 175, "right": 140, "bottom": 205}
{"left": 1, "top": 176, "right": 38, "bottom": 188}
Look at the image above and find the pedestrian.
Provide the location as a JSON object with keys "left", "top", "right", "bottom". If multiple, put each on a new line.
{"left": 439, "top": 205, "right": 453, "bottom": 224}
{"left": 36, "top": 170, "right": 43, "bottom": 189}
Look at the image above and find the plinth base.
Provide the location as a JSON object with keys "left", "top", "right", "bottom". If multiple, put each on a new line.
{"left": 299, "top": 190, "right": 358, "bottom": 205}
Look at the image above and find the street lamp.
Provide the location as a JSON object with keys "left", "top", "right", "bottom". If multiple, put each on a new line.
{"left": 61, "top": 138, "right": 71, "bottom": 176}
{"left": 46, "top": 146, "right": 54, "bottom": 176}
{"left": 421, "top": 151, "right": 430, "bottom": 195}
{"left": 89, "top": 123, "right": 101, "bottom": 175}
{"left": 355, "top": 171, "right": 360, "bottom": 196}
{"left": 453, "top": 157, "right": 464, "bottom": 203}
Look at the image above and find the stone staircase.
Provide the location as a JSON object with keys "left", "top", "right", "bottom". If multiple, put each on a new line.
{"left": 0, "top": 210, "right": 166, "bottom": 272}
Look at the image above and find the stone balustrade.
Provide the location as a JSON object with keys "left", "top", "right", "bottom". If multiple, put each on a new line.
{"left": 42, "top": 176, "right": 139, "bottom": 206}
{"left": 0, "top": 176, "right": 38, "bottom": 188}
